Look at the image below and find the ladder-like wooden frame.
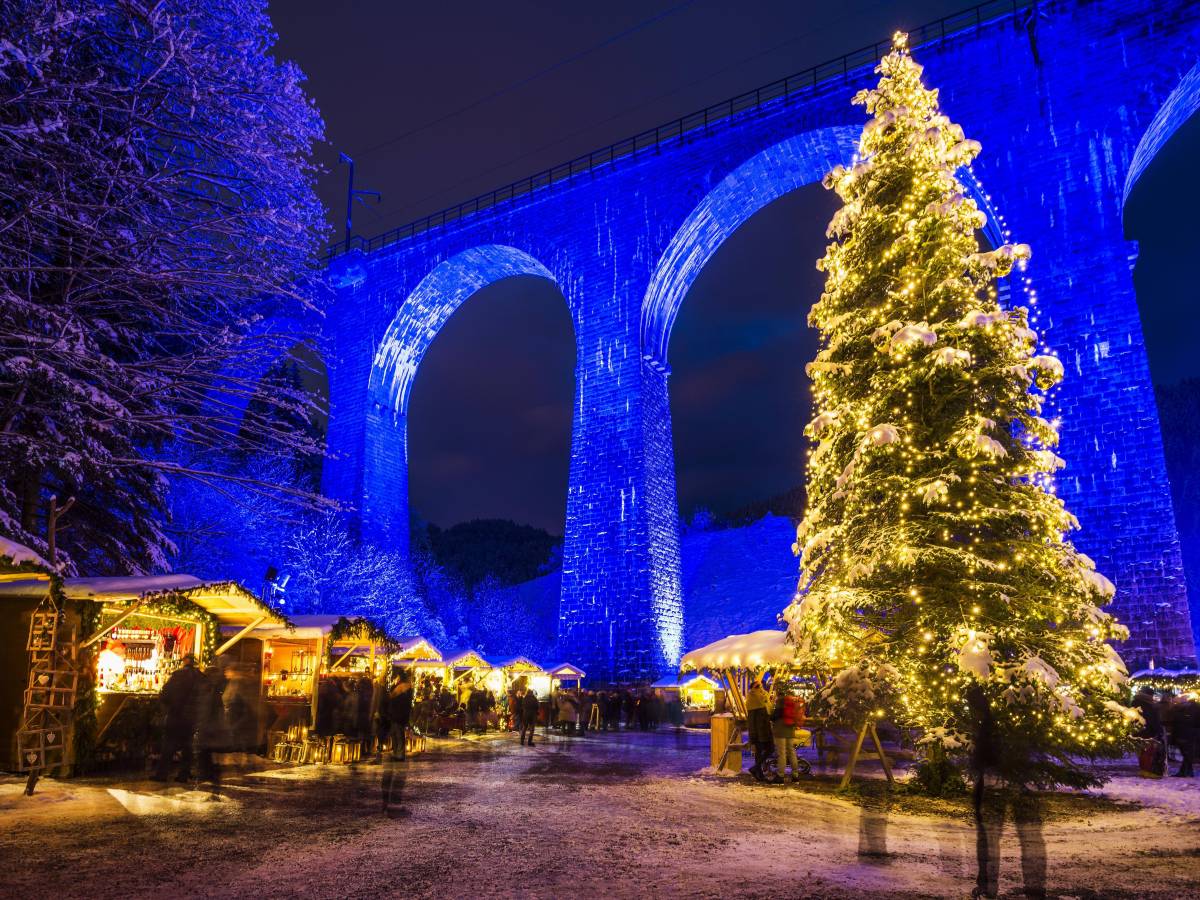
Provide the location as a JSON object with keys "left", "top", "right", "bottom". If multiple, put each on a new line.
{"left": 18, "top": 598, "right": 79, "bottom": 795}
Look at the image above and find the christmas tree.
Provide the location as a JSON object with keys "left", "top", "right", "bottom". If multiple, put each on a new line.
{"left": 783, "top": 33, "right": 1137, "bottom": 788}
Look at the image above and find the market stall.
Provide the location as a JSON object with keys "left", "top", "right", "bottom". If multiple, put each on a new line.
{"left": 0, "top": 572, "right": 286, "bottom": 775}
{"left": 443, "top": 649, "right": 494, "bottom": 693}
{"left": 392, "top": 636, "right": 445, "bottom": 693}
{"left": 547, "top": 662, "right": 585, "bottom": 693}
{"left": 680, "top": 629, "right": 796, "bottom": 773}
{"left": 1129, "top": 667, "right": 1200, "bottom": 696}
{"left": 652, "top": 672, "right": 718, "bottom": 727}
{"left": 495, "top": 656, "right": 549, "bottom": 698}
{"left": 245, "top": 615, "right": 397, "bottom": 761}
{"left": 680, "top": 628, "right": 895, "bottom": 785}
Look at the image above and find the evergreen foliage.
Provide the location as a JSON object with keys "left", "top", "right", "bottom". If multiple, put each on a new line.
{"left": 784, "top": 35, "right": 1137, "bottom": 789}
{"left": 0, "top": 0, "right": 327, "bottom": 572}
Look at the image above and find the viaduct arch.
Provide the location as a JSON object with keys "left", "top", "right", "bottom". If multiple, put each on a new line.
{"left": 318, "top": 1, "right": 1200, "bottom": 680}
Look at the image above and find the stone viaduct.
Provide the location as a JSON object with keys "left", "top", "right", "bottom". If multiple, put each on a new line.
{"left": 301, "top": 0, "right": 1200, "bottom": 680}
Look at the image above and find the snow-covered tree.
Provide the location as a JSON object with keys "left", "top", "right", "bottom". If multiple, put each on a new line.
{"left": 784, "top": 34, "right": 1136, "bottom": 788}
{"left": 283, "top": 512, "right": 434, "bottom": 640}
{"left": 0, "top": 0, "right": 328, "bottom": 573}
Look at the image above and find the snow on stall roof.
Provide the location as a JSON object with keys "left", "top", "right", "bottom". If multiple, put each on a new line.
{"left": 394, "top": 636, "right": 442, "bottom": 659}
{"left": 1131, "top": 667, "right": 1200, "bottom": 679}
{"left": 63, "top": 574, "right": 204, "bottom": 601}
{"left": 0, "top": 536, "right": 51, "bottom": 570}
{"left": 680, "top": 629, "right": 794, "bottom": 672}
{"left": 652, "top": 672, "right": 718, "bottom": 690}
{"left": 546, "top": 662, "right": 586, "bottom": 678}
{"left": 251, "top": 614, "right": 357, "bottom": 640}
{"left": 493, "top": 655, "right": 543, "bottom": 671}
{"left": 443, "top": 649, "right": 494, "bottom": 668}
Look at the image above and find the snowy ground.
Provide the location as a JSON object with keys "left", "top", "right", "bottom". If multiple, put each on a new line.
{"left": 1, "top": 730, "right": 1198, "bottom": 899}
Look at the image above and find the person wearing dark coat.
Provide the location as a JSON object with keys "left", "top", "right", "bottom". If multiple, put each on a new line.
{"left": 316, "top": 677, "right": 340, "bottom": 736}
{"left": 1166, "top": 693, "right": 1199, "bottom": 777}
{"left": 520, "top": 688, "right": 540, "bottom": 746}
{"left": 623, "top": 690, "right": 636, "bottom": 730}
{"left": 153, "top": 654, "right": 204, "bottom": 782}
{"left": 387, "top": 676, "right": 414, "bottom": 760}
{"left": 666, "top": 693, "right": 685, "bottom": 731}
{"left": 1133, "top": 686, "right": 1166, "bottom": 777}
{"left": 579, "top": 691, "right": 595, "bottom": 734}
{"left": 967, "top": 682, "right": 1046, "bottom": 900}
{"left": 355, "top": 677, "right": 374, "bottom": 741}
{"left": 603, "top": 691, "right": 620, "bottom": 731}
{"left": 744, "top": 683, "right": 774, "bottom": 781}
{"left": 195, "top": 665, "right": 228, "bottom": 785}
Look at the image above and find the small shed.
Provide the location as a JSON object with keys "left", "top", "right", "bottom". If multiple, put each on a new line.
{"left": 547, "top": 662, "right": 585, "bottom": 691}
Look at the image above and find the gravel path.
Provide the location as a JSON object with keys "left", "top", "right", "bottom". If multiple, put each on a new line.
{"left": 2, "top": 729, "right": 1198, "bottom": 898}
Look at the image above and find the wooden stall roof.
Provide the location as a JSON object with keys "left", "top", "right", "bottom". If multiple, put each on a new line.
{"left": 443, "top": 649, "right": 492, "bottom": 669}
{"left": 679, "top": 629, "right": 794, "bottom": 673}
{"left": 546, "top": 662, "right": 586, "bottom": 678}
{"left": 494, "top": 656, "right": 543, "bottom": 673}
{"left": 394, "top": 636, "right": 442, "bottom": 661}
{"left": 249, "top": 614, "right": 389, "bottom": 645}
{"left": 0, "top": 573, "right": 286, "bottom": 628}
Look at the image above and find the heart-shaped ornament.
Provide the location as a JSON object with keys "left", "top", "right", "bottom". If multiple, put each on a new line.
{"left": 25, "top": 751, "right": 38, "bottom": 764}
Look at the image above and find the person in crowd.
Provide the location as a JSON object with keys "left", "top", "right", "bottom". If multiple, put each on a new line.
{"left": 1133, "top": 685, "right": 1166, "bottom": 777}
{"left": 387, "top": 673, "right": 414, "bottom": 760}
{"left": 556, "top": 687, "right": 578, "bottom": 735}
{"left": 666, "top": 690, "right": 685, "bottom": 731}
{"left": 467, "top": 684, "right": 484, "bottom": 733}
{"left": 635, "top": 690, "right": 650, "bottom": 731}
{"left": 650, "top": 689, "right": 665, "bottom": 730}
{"left": 770, "top": 681, "right": 807, "bottom": 782}
{"left": 579, "top": 690, "right": 595, "bottom": 734}
{"left": 604, "top": 690, "right": 621, "bottom": 731}
{"left": 196, "top": 662, "right": 228, "bottom": 786}
{"left": 223, "top": 663, "right": 255, "bottom": 752}
{"left": 314, "top": 676, "right": 336, "bottom": 736}
{"left": 1166, "top": 691, "right": 1198, "bottom": 777}
{"left": 355, "top": 676, "right": 374, "bottom": 745}
{"left": 968, "top": 681, "right": 1046, "bottom": 899}
{"left": 744, "top": 681, "right": 775, "bottom": 782}
{"left": 340, "top": 677, "right": 360, "bottom": 737}
{"left": 521, "top": 687, "right": 540, "bottom": 746}
{"left": 623, "top": 689, "right": 637, "bottom": 730}
{"left": 153, "top": 653, "right": 204, "bottom": 782}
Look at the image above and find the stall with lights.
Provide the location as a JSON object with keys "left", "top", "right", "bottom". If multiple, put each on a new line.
{"left": 244, "top": 614, "right": 397, "bottom": 760}
{"left": 680, "top": 629, "right": 894, "bottom": 785}
{"left": 652, "top": 672, "right": 718, "bottom": 726}
{"left": 547, "top": 662, "right": 585, "bottom": 693}
{"left": 443, "top": 649, "right": 495, "bottom": 693}
{"left": 0, "top": 571, "right": 285, "bottom": 775}
{"left": 1129, "top": 666, "right": 1200, "bottom": 696}
{"left": 680, "top": 630, "right": 800, "bottom": 775}
{"left": 493, "top": 656, "right": 549, "bottom": 698}
{"left": 392, "top": 636, "right": 445, "bottom": 685}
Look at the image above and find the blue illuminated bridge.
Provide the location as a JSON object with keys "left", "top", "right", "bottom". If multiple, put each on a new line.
{"left": 291, "top": 0, "right": 1198, "bottom": 680}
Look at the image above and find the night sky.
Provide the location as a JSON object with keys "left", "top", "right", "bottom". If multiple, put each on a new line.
{"left": 269, "top": 1, "right": 1196, "bottom": 535}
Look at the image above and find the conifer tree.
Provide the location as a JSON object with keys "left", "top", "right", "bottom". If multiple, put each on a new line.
{"left": 784, "top": 34, "right": 1137, "bottom": 788}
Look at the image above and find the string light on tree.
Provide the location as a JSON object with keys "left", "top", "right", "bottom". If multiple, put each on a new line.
{"left": 784, "top": 32, "right": 1137, "bottom": 789}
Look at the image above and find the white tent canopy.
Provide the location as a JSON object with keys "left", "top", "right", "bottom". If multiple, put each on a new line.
{"left": 680, "top": 629, "right": 794, "bottom": 672}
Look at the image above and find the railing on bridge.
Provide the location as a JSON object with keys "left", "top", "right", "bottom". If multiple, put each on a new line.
{"left": 325, "top": 0, "right": 1036, "bottom": 260}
